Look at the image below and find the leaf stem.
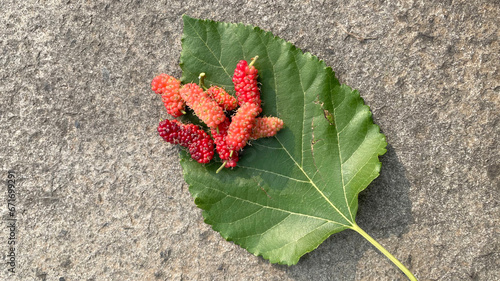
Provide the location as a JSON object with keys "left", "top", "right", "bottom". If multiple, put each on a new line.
{"left": 350, "top": 223, "right": 417, "bottom": 281}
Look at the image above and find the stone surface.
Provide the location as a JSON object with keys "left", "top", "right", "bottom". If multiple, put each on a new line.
{"left": 0, "top": 0, "right": 498, "bottom": 280}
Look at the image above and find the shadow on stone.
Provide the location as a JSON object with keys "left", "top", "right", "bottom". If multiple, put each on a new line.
{"left": 275, "top": 143, "right": 413, "bottom": 280}
{"left": 356, "top": 143, "right": 414, "bottom": 237}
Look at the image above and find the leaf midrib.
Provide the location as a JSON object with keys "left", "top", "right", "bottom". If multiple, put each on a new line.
{"left": 332, "top": 84, "right": 354, "bottom": 222}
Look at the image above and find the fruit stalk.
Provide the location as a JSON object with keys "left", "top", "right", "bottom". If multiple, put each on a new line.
{"left": 249, "top": 55, "right": 258, "bottom": 67}
{"left": 198, "top": 72, "right": 207, "bottom": 90}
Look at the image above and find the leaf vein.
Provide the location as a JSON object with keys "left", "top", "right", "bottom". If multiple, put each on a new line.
{"left": 333, "top": 83, "right": 353, "bottom": 222}
{"left": 297, "top": 57, "right": 306, "bottom": 168}
{"left": 347, "top": 145, "right": 383, "bottom": 207}
{"left": 341, "top": 130, "right": 368, "bottom": 165}
{"left": 337, "top": 109, "right": 362, "bottom": 135}
{"left": 183, "top": 49, "right": 227, "bottom": 69}
{"left": 252, "top": 141, "right": 284, "bottom": 150}
{"left": 237, "top": 165, "right": 310, "bottom": 183}
{"left": 224, "top": 206, "right": 265, "bottom": 226}
{"left": 194, "top": 182, "right": 349, "bottom": 226}
{"left": 185, "top": 20, "right": 232, "bottom": 79}
{"left": 261, "top": 221, "right": 332, "bottom": 254}
{"left": 256, "top": 31, "right": 279, "bottom": 115}
{"left": 235, "top": 213, "right": 292, "bottom": 240}
{"left": 275, "top": 137, "right": 352, "bottom": 225}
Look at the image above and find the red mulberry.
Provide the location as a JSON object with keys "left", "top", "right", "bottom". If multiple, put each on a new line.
{"left": 250, "top": 117, "right": 284, "bottom": 139}
{"left": 206, "top": 86, "right": 238, "bottom": 112}
{"left": 211, "top": 119, "right": 239, "bottom": 168}
{"left": 226, "top": 102, "right": 260, "bottom": 152}
{"left": 157, "top": 119, "right": 214, "bottom": 164}
{"left": 232, "top": 58, "right": 262, "bottom": 112}
{"left": 179, "top": 83, "right": 226, "bottom": 128}
{"left": 188, "top": 137, "right": 215, "bottom": 164}
{"left": 151, "top": 74, "right": 185, "bottom": 117}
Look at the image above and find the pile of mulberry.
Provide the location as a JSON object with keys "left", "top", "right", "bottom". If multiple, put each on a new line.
{"left": 152, "top": 56, "right": 283, "bottom": 171}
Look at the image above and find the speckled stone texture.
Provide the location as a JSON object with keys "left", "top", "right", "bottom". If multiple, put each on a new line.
{"left": 0, "top": 0, "right": 498, "bottom": 280}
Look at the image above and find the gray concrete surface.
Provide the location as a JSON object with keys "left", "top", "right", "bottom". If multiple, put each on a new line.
{"left": 1, "top": 0, "right": 498, "bottom": 280}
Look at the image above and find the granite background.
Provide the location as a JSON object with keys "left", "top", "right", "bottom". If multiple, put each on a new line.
{"left": 0, "top": 0, "right": 498, "bottom": 280}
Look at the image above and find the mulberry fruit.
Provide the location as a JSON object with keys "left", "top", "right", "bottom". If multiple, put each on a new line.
{"left": 151, "top": 74, "right": 185, "bottom": 117}
{"left": 179, "top": 83, "right": 226, "bottom": 128}
{"left": 206, "top": 86, "right": 238, "bottom": 112}
{"left": 157, "top": 119, "right": 182, "bottom": 144}
{"left": 188, "top": 137, "right": 215, "bottom": 164}
{"left": 226, "top": 102, "right": 260, "bottom": 152}
{"left": 232, "top": 57, "right": 262, "bottom": 111}
{"left": 177, "top": 123, "right": 203, "bottom": 147}
{"left": 250, "top": 117, "right": 284, "bottom": 139}
{"left": 211, "top": 119, "right": 239, "bottom": 168}
{"left": 157, "top": 119, "right": 214, "bottom": 164}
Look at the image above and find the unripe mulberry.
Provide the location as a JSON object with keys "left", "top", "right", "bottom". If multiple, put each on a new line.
{"left": 206, "top": 86, "right": 238, "bottom": 112}
{"left": 157, "top": 119, "right": 214, "bottom": 164}
{"left": 179, "top": 83, "right": 226, "bottom": 128}
{"left": 226, "top": 102, "right": 260, "bottom": 152}
{"left": 211, "top": 119, "right": 239, "bottom": 168}
{"left": 232, "top": 59, "right": 262, "bottom": 112}
{"left": 250, "top": 117, "right": 284, "bottom": 139}
{"left": 151, "top": 74, "right": 185, "bottom": 117}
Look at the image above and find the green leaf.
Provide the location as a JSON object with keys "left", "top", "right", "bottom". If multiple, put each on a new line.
{"left": 179, "top": 15, "right": 387, "bottom": 265}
